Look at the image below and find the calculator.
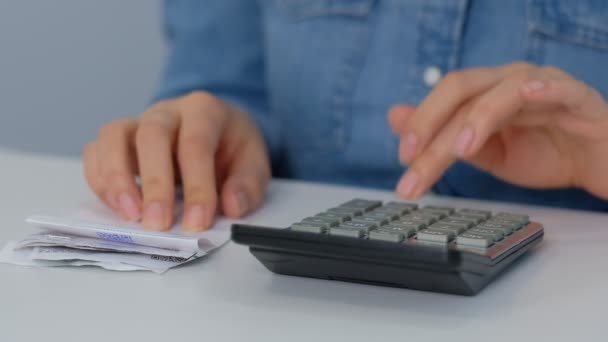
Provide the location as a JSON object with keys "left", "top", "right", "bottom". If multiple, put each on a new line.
{"left": 231, "top": 199, "right": 544, "bottom": 295}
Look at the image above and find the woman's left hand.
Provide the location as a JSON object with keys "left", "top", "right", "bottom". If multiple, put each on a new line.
{"left": 388, "top": 62, "right": 608, "bottom": 200}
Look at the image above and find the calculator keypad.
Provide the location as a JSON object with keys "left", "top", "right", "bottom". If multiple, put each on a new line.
{"left": 290, "top": 199, "right": 531, "bottom": 249}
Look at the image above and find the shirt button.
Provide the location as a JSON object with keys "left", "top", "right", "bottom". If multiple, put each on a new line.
{"left": 423, "top": 66, "right": 443, "bottom": 87}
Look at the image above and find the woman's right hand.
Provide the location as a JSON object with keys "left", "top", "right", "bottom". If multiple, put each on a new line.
{"left": 83, "top": 91, "right": 271, "bottom": 232}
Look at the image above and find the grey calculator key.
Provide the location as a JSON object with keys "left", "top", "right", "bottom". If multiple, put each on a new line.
{"left": 327, "top": 207, "right": 363, "bottom": 217}
{"left": 417, "top": 230, "right": 455, "bottom": 243}
{"left": 428, "top": 223, "right": 467, "bottom": 234}
{"left": 384, "top": 201, "right": 418, "bottom": 211}
{"left": 340, "top": 221, "right": 377, "bottom": 232}
{"left": 456, "top": 233, "right": 494, "bottom": 248}
{"left": 291, "top": 223, "right": 326, "bottom": 234}
{"left": 413, "top": 210, "right": 447, "bottom": 220}
{"left": 477, "top": 222, "right": 515, "bottom": 235}
{"left": 449, "top": 213, "right": 485, "bottom": 224}
{"left": 458, "top": 208, "right": 492, "bottom": 219}
{"left": 353, "top": 216, "right": 389, "bottom": 226}
{"left": 439, "top": 218, "right": 474, "bottom": 228}
{"left": 329, "top": 227, "right": 366, "bottom": 238}
{"left": 401, "top": 214, "right": 438, "bottom": 225}
{"left": 372, "top": 206, "right": 408, "bottom": 216}
{"left": 495, "top": 212, "right": 529, "bottom": 223}
{"left": 468, "top": 228, "right": 504, "bottom": 242}
{"left": 422, "top": 205, "right": 455, "bottom": 215}
{"left": 378, "top": 224, "right": 417, "bottom": 238}
{"left": 339, "top": 199, "right": 382, "bottom": 212}
{"left": 394, "top": 219, "right": 428, "bottom": 230}
{"left": 369, "top": 230, "right": 405, "bottom": 243}
{"left": 365, "top": 211, "right": 399, "bottom": 221}
{"left": 315, "top": 212, "right": 351, "bottom": 223}
{"left": 302, "top": 217, "right": 339, "bottom": 227}
{"left": 486, "top": 218, "right": 523, "bottom": 230}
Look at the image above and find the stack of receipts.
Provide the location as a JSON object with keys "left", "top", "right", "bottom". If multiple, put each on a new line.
{"left": 0, "top": 202, "right": 234, "bottom": 273}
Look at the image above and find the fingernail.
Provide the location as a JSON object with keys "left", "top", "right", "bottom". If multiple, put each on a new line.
{"left": 522, "top": 80, "right": 545, "bottom": 93}
{"left": 143, "top": 202, "right": 165, "bottom": 230}
{"left": 397, "top": 171, "right": 419, "bottom": 198}
{"left": 454, "top": 126, "right": 475, "bottom": 157}
{"left": 234, "top": 191, "right": 250, "bottom": 216}
{"left": 118, "top": 192, "right": 140, "bottom": 221}
{"left": 402, "top": 133, "right": 418, "bottom": 162}
{"left": 184, "top": 205, "right": 205, "bottom": 231}
{"left": 104, "top": 192, "right": 118, "bottom": 210}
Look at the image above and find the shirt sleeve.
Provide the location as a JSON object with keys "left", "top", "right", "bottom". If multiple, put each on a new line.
{"left": 153, "top": 0, "right": 280, "bottom": 161}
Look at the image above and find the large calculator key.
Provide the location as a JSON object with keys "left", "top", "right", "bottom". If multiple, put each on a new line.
{"left": 327, "top": 207, "right": 363, "bottom": 217}
{"left": 369, "top": 230, "right": 405, "bottom": 243}
{"left": 417, "top": 230, "right": 455, "bottom": 243}
{"left": 495, "top": 212, "right": 529, "bottom": 224}
{"left": 372, "top": 206, "right": 408, "bottom": 216}
{"left": 458, "top": 208, "right": 492, "bottom": 219}
{"left": 439, "top": 218, "right": 474, "bottom": 229}
{"left": 378, "top": 224, "right": 417, "bottom": 238}
{"left": 339, "top": 221, "right": 377, "bottom": 232}
{"left": 339, "top": 199, "right": 382, "bottom": 212}
{"left": 329, "top": 227, "right": 365, "bottom": 238}
{"left": 449, "top": 213, "right": 485, "bottom": 224}
{"left": 456, "top": 233, "right": 494, "bottom": 248}
{"left": 401, "top": 214, "right": 438, "bottom": 225}
{"left": 428, "top": 223, "right": 467, "bottom": 234}
{"left": 364, "top": 211, "right": 399, "bottom": 222}
{"left": 352, "top": 216, "right": 389, "bottom": 226}
{"left": 302, "top": 217, "right": 339, "bottom": 227}
{"left": 468, "top": 228, "right": 504, "bottom": 242}
{"left": 422, "top": 206, "right": 455, "bottom": 215}
{"left": 477, "top": 222, "right": 515, "bottom": 235}
{"left": 393, "top": 219, "right": 428, "bottom": 230}
{"left": 315, "top": 212, "right": 351, "bottom": 223}
{"left": 384, "top": 202, "right": 418, "bottom": 211}
{"left": 487, "top": 218, "right": 524, "bottom": 230}
{"left": 291, "top": 223, "right": 327, "bottom": 234}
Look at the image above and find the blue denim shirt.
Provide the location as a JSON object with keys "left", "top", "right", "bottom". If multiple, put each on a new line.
{"left": 155, "top": 0, "right": 608, "bottom": 211}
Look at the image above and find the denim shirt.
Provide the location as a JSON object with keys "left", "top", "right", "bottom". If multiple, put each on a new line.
{"left": 155, "top": 0, "right": 608, "bottom": 211}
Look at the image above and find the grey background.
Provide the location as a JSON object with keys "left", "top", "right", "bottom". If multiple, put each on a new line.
{"left": 0, "top": 0, "right": 165, "bottom": 156}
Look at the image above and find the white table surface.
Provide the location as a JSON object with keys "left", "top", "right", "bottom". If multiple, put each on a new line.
{"left": 1, "top": 147, "right": 607, "bottom": 342}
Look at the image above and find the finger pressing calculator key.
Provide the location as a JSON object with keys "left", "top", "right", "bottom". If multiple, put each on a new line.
{"left": 232, "top": 199, "right": 544, "bottom": 296}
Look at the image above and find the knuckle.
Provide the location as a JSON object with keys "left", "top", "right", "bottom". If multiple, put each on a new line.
{"left": 183, "top": 91, "right": 222, "bottom": 108}
{"left": 142, "top": 176, "right": 171, "bottom": 194}
{"left": 184, "top": 185, "right": 216, "bottom": 203}
{"left": 98, "top": 118, "right": 134, "bottom": 139}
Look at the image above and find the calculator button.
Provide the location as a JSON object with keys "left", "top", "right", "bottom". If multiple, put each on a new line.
{"left": 384, "top": 202, "right": 418, "bottom": 211}
{"left": 401, "top": 214, "right": 438, "bottom": 225}
{"left": 468, "top": 228, "right": 504, "bottom": 242}
{"left": 339, "top": 199, "right": 382, "bottom": 212}
{"left": 372, "top": 206, "right": 409, "bottom": 216}
{"left": 302, "top": 217, "right": 339, "bottom": 227}
{"left": 477, "top": 222, "right": 515, "bottom": 235}
{"left": 315, "top": 212, "right": 351, "bottom": 223}
{"left": 369, "top": 230, "right": 405, "bottom": 243}
{"left": 327, "top": 207, "right": 363, "bottom": 217}
{"left": 449, "top": 213, "right": 485, "bottom": 224}
{"left": 439, "top": 218, "right": 474, "bottom": 229}
{"left": 329, "top": 227, "right": 365, "bottom": 238}
{"left": 417, "top": 230, "right": 455, "bottom": 243}
{"left": 456, "top": 233, "right": 494, "bottom": 248}
{"left": 378, "top": 224, "right": 417, "bottom": 237}
{"left": 494, "top": 212, "right": 529, "bottom": 224}
{"left": 458, "top": 208, "right": 492, "bottom": 219}
{"left": 428, "top": 223, "right": 467, "bottom": 234}
{"left": 364, "top": 211, "right": 399, "bottom": 222}
{"left": 422, "top": 206, "right": 455, "bottom": 215}
{"left": 339, "top": 221, "right": 377, "bottom": 232}
{"left": 487, "top": 218, "right": 524, "bottom": 230}
{"left": 291, "top": 223, "right": 327, "bottom": 234}
{"left": 393, "top": 219, "right": 429, "bottom": 230}
{"left": 352, "top": 216, "right": 389, "bottom": 226}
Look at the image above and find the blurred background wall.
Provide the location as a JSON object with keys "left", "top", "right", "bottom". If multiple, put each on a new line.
{"left": 0, "top": 0, "right": 165, "bottom": 156}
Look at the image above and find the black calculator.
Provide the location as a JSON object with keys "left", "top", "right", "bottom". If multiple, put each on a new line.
{"left": 231, "top": 199, "right": 544, "bottom": 295}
